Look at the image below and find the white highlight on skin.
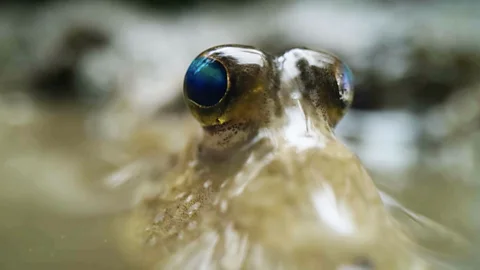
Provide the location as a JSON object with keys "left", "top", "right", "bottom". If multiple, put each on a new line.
{"left": 277, "top": 54, "right": 300, "bottom": 81}
{"left": 312, "top": 184, "right": 356, "bottom": 235}
{"left": 282, "top": 48, "right": 333, "bottom": 69}
{"left": 221, "top": 223, "right": 248, "bottom": 269}
{"left": 215, "top": 46, "right": 265, "bottom": 66}
{"left": 165, "top": 232, "right": 219, "bottom": 270}
{"left": 229, "top": 151, "right": 276, "bottom": 197}
{"left": 281, "top": 99, "right": 326, "bottom": 151}
{"left": 278, "top": 48, "right": 333, "bottom": 86}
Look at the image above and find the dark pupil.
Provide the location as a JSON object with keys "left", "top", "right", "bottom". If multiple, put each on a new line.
{"left": 184, "top": 57, "right": 228, "bottom": 107}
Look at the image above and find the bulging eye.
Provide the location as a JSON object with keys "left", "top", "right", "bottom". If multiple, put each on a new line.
{"left": 335, "top": 62, "right": 354, "bottom": 107}
{"left": 184, "top": 56, "right": 229, "bottom": 107}
{"left": 278, "top": 48, "right": 355, "bottom": 127}
{"left": 184, "top": 45, "right": 275, "bottom": 130}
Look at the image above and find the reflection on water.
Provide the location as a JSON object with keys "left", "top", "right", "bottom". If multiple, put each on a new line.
{"left": 0, "top": 101, "right": 132, "bottom": 269}
{"left": 0, "top": 97, "right": 477, "bottom": 269}
{"left": 0, "top": 98, "right": 196, "bottom": 270}
{"left": 0, "top": 0, "right": 479, "bottom": 269}
{"left": 1, "top": 81, "right": 478, "bottom": 270}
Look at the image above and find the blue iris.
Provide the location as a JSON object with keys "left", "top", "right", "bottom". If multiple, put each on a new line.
{"left": 340, "top": 63, "right": 354, "bottom": 94}
{"left": 184, "top": 57, "right": 228, "bottom": 107}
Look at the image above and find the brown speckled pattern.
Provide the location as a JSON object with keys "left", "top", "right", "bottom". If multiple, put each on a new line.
{"left": 121, "top": 45, "right": 429, "bottom": 270}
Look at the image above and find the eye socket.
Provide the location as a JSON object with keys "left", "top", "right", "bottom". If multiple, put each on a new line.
{"left": 184, "top": 56, "right": 229, "bottom": 107}
{"left": 335, "top": 62, "right": 354, "bottom": 106}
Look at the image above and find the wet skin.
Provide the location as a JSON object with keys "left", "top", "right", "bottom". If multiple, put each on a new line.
{"left": 122, "top": 45, "right": 428, "bottom": 269}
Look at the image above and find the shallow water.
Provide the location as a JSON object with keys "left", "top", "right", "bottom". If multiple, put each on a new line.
{"left": 0, "top": 99, "right": 193, "bottom": 270}
{"left": 0, "top": 206, "right": 131, "bottom": 270}
{"left": 0, "top": 97, "right": 478, "bottom": 270}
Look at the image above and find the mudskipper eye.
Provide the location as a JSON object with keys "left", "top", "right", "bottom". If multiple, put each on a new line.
{"left": 184, "top": 57, "right": 228, "bottom": 107}
{"left": 335, "top": 62, "right": 354, "bottom": 107}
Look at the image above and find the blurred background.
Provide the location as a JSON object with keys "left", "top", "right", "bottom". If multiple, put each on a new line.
{"left": 0, "top": 0, "right": 479, "bottom": 269}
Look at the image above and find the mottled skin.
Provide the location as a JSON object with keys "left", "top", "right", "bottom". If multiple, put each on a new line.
{"left": 121, "top": 45, "right": 427, "bottom": 269}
